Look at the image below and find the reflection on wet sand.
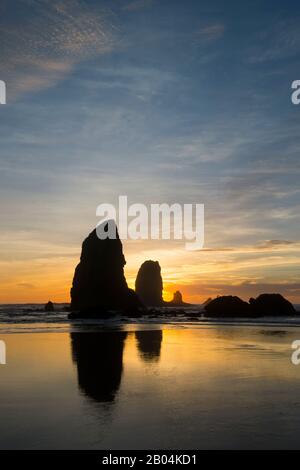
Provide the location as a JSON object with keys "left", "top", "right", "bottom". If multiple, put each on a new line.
{"left": 71, "top": 330, "right": 164, "bottom": 404}
{"left": 2, "top": 326, "right": 300, "bottom": 449}
{"left": 135, "top": 330, "right": 163, "bottom": 362}
{"left": 71, "top": 331, "right": 127, "bottom": 402}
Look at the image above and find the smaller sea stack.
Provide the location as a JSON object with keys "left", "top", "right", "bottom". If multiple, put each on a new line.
{"left": 44, "top": 301, "right": 54, "bottom": 312}
{"left": 135, "top": 260, "right": 163, "bottom": 307}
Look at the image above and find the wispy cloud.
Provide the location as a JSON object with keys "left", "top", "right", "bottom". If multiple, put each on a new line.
{"left": 194, "top": 23, "right": 225, "bottom": 43}
{"left": 123, "top": 0, "right": 153, "bottom": 11}
{"left": 249, "top": 19, "right": 300, "bottom": 63}
{"left": 17, "top": 282, "right": 36, "bottom": 289}
{"left": 152, "top": 129, "right": 245, "bottom": 164}
{"left": 1, "top": 0, "right": 117, "bottom": 99}
{"left": 78, "top": 65, "right": 177, "bottom": 101}
{"left": 202, "top": 239, "right": 299, "bottom": 253}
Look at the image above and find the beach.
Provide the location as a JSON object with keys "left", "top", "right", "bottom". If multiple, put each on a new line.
{"left": 1, "top": 311, "right": 300, "bottom": 449}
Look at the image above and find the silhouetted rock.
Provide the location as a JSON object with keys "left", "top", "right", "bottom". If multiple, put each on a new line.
{"left": 204, "top": 295, "right": 251, "bottom": 317}
{"left": 203, "top": 297, "right": 212, "bottom": 306}
{"left": 169, "top": 290, "right": 190, "bottom": 306}
{"left": 249, "top": 293, "right": 296, "bottom": 316}
{"left": 135, "top": 260, "right": 163, "bottom": 307}
{"left": 204, "top": 293, "right": 297, "bottom": 318}
{"left": 44, "top": 301, "right": 54, "bottom": 312}
{"left": 172, "top": 290, "right": 183, "bottom": 304}
{"left": 70, "top": 221, "right": 142, "bottom": 317}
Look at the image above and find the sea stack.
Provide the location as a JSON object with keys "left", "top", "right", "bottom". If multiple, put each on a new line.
{"left": 135, "top": 260, "right": 163, "bottom": 307}
{"left": 204, "top": 295, "right": 251, "bottom": 317}
{"left": 172, "top": 290, "right": 183, "bottom": 304}
{"left": 169, "top": 290, "right": 189, "bottom": 306}
{"left": 203, "top": 297, "right": 212, "bottom": 306}
{"left": 204, "top": 293, "right": 297, "bottom": 317}
{"left": 70, "top": 220, "right": 141, "bottom": 317}
{"left": 249, "top": 293, "right": 296, "bottom": 316}
{"left": 44, "top": 301, "right": 54, "bottom": 312}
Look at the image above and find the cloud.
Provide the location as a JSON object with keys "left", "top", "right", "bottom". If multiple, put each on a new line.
{"left": 79, "top": 65, "right": 177, "bottom": 101}
{"left": 123, "top": 0, "right": 153, "bottom": 11}
{"left": 152, "top": 129, "right": 245, "bottom": 164}
{"left": 17, "top": 282, "right": 36, "bottom": 289}
{"left": 1, "top": 0, "right": 116, "bottom": 99}
{"left": 185, "top": 281, "right": 300, "bottom": 303}
{"left": 201, "top": 240, "right": 299, "bottom": 253}
{"left": 258, "top": 239, "right": 295, "bottom": 249}
{"left": 249, "top": 19, "right": 300, "bottom": 63}
{"left": 194, "top": 23, "right": 225, "bottom": 43}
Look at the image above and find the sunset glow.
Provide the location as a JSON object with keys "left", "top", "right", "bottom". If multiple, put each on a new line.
{"left": 0, "top": 0, "right": 299, "bottom": 305}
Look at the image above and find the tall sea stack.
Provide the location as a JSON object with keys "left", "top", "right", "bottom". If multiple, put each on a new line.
{"left": 135, "top": 260, "right": 163, "bottom": 307}
{"left": 70, "top": 220, "right": 141, "bottom": 317}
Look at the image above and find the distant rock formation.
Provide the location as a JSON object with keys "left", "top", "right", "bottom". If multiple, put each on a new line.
{"left": 44, "top": 301, "right": 54, "bottom": 312}
{"left": 204, "top": 295, "right": 251, "bottom": 317}
{"left": 70, "top": 221, "right": 142, "bottom": 317}
{"left": 171, "top": 290, "right": 183, "bottom": 304}
{"left": 169, "top": 290, "right": 190, "bottom": 306}
{"left": 135, "top": 260, "right": 163, "bottom": 307}
{"left": 249, "top": 293, "right": 296, "bottom": 316}
{"left": 204, "top": 293, "right": 297, "bottom": 317}
{"left": 203, "top": 297, "right": 212, "bottom": 306}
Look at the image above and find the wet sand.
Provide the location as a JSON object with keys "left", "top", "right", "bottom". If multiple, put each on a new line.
{"left": 0, "top": 324, "right": 300, "bottom": 449}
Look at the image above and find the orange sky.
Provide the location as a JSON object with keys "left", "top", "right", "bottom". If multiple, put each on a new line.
{"left": 1, "top": 236, "right": 299, "bottom": 304}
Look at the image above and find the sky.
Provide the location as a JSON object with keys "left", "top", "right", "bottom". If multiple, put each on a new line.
{"left": 0, "top": 0, "right": 299, "bottom": 303}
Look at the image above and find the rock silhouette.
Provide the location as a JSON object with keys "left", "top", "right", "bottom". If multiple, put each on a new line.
{"left": 204, "top": 295, "right": 251, "bottom": 317}
{"left": 204, "top": 293, "right": 297, "bottom": 317}
{"left": 71, "top": 331, "right": 127, "bottom": 402}
{"left": 135, "top": 260, "right": 163, "bottom": 307}
{"left": 171, "top": 291, "right": 183, "bottom": 304}
{"left": 44, "top": 301, "right": 54, "bottom": 312}
{"left": 203, "top": 297, "right": 212, "bottom": 306}
{"left": 169, "top": 290, "right": 190, "bottom": 306}
{"left": 70, "top": 221, "right": 142, "bottom": 317}
{"left": 249, "top": 293, "right": 296, "bottom": 316}
{"left": 69, "top": 223, "right": 297, "bottom": 318}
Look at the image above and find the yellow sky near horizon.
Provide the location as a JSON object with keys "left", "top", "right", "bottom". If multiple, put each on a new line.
{"left": 0, "top": 235, "right": 299, "bottom": 304}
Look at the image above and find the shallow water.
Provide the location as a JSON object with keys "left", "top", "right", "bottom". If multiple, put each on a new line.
{"left": 1, "top": 322, "right": 300, "bottom": 449}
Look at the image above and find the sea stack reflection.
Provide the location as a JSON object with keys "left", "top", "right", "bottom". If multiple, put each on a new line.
{"left": 71, "top": 331, "right": 127, "bottom": 402}
{"left": 135, "top": 330, "right": 163, "bottom": 362}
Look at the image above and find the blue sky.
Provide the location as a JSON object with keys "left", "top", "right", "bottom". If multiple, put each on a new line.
{"left": 0, "top": 0, "right": 300, "bottom": 302}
